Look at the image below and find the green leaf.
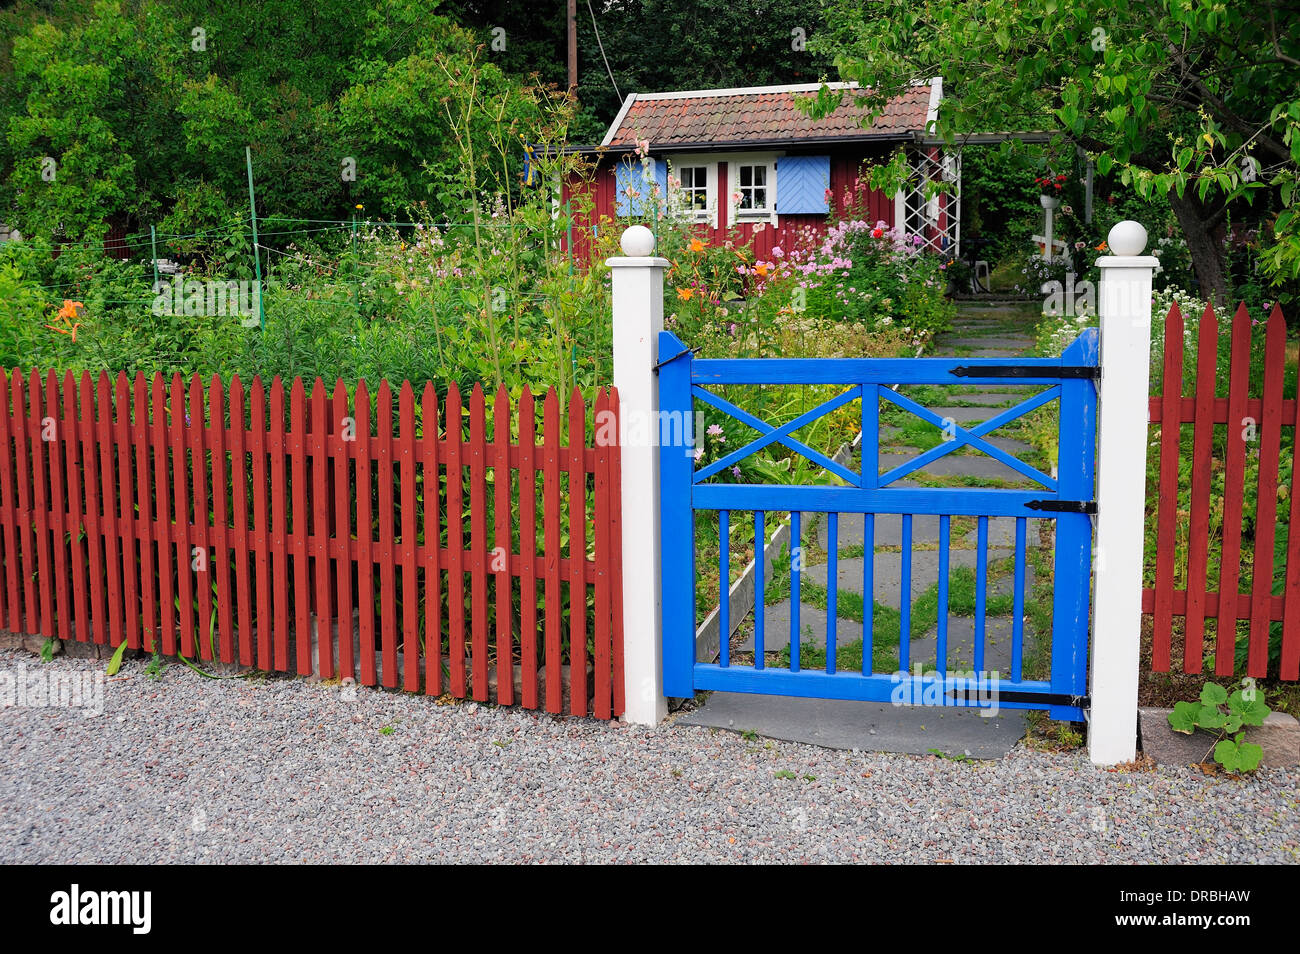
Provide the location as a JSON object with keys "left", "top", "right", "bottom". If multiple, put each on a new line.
{"left": 1197, "top": 704, "right": 1227, "bottom": 729}
{"left": 1096, "top": 153, "right": 1113, "bottom": 175}
{"left": 1168, "top": 700, "right": 1199, "bottom": 734}
{"left": 106, "top": 638, "right": 129, "bottom": 676}
{"left": 1200, "top": 682, "right": 1228, "bottom": 706}
{"left": 1228, "top": 689, "right": 1271, "bottom": 726}
{"left": 1214, "top": 735, "right": 1263, "bottom": 773}
{"left": 994, "top": 28, "right": 1010, "bottom": 52}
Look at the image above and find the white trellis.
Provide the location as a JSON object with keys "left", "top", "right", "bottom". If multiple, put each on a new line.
{"left": 894, "top": 145, "right": 961, "bottom": 260}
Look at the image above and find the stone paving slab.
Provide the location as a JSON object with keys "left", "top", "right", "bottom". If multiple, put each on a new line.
{"left": 676, "top": 692, "right": 1028, "bottom": 757}
{"left": 735, "top": 602, "right": 864, "bottom": 652}
{"left": 941, "top": 336, "right": 1037, "bottom": 350}
{"left": 909, "top": 615, "right": 1018, "bottom": 673}
{"left": 803, "top": 549, "right": 1015, "bottom": 604}
{"left": 879, "top": 451, "right": 1031, "bottom": 482}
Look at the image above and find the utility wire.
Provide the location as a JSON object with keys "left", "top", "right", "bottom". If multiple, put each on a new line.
{"left": 586, "top": 0, "right": 621, "bottom": 102}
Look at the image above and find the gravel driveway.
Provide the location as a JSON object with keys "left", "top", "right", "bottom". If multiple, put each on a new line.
{"left": 1, "top": 650, "right": 1297, "bottom": 864}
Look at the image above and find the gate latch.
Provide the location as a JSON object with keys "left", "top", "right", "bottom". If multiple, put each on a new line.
{"left": 950, "top": 364, "right": 1099, "bottom": 380}
{"left": 1025, "top": 498, "right": 1097, "bottom": 515}
{"left": 653, "top": 344, "right": 702, "bottom": 373}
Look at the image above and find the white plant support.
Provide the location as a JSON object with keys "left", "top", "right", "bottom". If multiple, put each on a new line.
{"left": 1089, "top": 220, "right": 1158, "bottom": 765}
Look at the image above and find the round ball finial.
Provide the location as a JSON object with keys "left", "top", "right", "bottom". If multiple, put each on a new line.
{"left": 620, "top": 225, "right": 656, "bottom": 257}
{"left": 1107, "top": 220, "right": 1148, "bottom": 257}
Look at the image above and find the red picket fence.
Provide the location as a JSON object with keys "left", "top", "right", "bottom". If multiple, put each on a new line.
{"left": 0, "top": 370, "right": 624, "bottom": 718}
{"left": 1146, "top": 300, "right": 1300, "bottom": 681}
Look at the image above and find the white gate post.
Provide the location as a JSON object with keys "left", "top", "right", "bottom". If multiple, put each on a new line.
{"left": 610, "top": 226, "right": 671, "bottom": 725}
{"left": 1090, "top": 220, "right": 1158, "bottom": 765}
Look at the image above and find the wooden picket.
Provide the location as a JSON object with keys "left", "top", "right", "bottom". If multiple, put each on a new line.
{"left": 1146, "top": 301, "right": 1300, "bottom": 680}
{"left": 0, "top": 371, "right": 624, "bottom": 717}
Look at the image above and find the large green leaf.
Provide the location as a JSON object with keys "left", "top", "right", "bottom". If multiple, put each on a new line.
{"left": 1228, "top": 689, "right": 1271, "bottom": 727}
{"left": 1168, "top": 700, "right": 1199, "bottom": 734}
{"left": 1200, "top": 682, "right": 1228, "bottom": 706}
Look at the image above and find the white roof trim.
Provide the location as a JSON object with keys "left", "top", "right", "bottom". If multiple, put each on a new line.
{"left": 926, "top": 77, "right": 943, "bottom": 134}
{"left": 601, "top": 93, "right": 639, "bottom": 147}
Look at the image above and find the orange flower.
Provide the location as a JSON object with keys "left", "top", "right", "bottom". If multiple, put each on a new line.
{"left": 754, "top": 263, "right": 769, "bottom": 277}
{"left": 1095, "top": 241, "right": 1108, "bottom": 252}
{"left": 689, "top": 238, "right": 705, "bottom": 252}
{"left": 47, "top": 300, "right": 84, "bottom": 342}
{"left": 676, "top": 287, "right": 694, "bottom": 301}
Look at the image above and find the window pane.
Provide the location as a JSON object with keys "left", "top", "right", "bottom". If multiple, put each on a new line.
{"left": 739, "top": 191, "right": 752, "bottom": 209}
{"left": 752, "top": 188, "right": 766, "bottom": 209}
{"left": 752, "top": 166, "right": 766, "bottom": 186}
{"left": 681, "top": 168, "right": 694, "bottom": 189}
{"left": 739, "top": 166, "right": 752, "bottom": 187}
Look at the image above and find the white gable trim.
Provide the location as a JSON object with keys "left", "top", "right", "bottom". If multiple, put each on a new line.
{"left": 601, "top": 93, "right": 639, "bottom": 147}
{"left": 926, "top": 77, "right": 943, "bottom": 135}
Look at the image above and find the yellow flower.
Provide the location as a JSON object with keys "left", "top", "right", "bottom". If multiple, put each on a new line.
{"left": 677, "top": 287, "right": 694, "bottom": 301}
{"left": 355, "top": 204, "right": 364, "bottom": 210}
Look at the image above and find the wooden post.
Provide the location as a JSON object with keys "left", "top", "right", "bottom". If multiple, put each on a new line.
{"left": 609, "top": 225, "right": 670, "bottom": 725}
{"left": 1090, "top": 220, "right": 1157, "bottom": 765}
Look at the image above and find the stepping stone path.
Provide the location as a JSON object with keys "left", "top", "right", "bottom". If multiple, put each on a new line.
{"left": 691, "top": 304, "right": 1059, "bottom": 756}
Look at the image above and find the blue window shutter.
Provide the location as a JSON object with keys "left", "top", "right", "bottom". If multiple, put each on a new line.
{"left": 615, "top": 156, "right": 663, "bottom": 216}
{"left": 776, "top": 155, "right": 831, "bottom": 214}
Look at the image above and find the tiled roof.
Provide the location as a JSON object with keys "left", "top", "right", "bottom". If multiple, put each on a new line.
{"left": 604, "top": 81, "right": 935, "bottom": 149}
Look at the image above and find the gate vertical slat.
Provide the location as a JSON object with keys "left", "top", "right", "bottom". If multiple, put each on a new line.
{"left": 211, "top": 376, "right": 234, "bottom": 664}
{"left": 1247, "top": 308, "right": 1286, "bottom": 677}
{"left": 1215, "top": 305, "right": 1251, "bottom": 675}
{"left": 445, "top": 384, "right": 466, "bottom": 698}
{"left": 169, "top": 375, "right": 192, "bottom": 658}
{"left": 937, "top": 514, "right": 950, "bottom": 675}
{"left": 542, "top": 389, "right": 561, "bottom": 711}
{"left": 231, "top": 377, "right": 254, "bottom": 667}
{"left": 132, "top": 375, "right": 155, "bottom": 653}
{"left": 113, "top": 373, "right": 137, "bottom": 650}
{"left": 862, "top": 514, "right": 873, "bottom": 674}
{"left": 30, "top": 372, "right": 54, "bottom": 640}
{"left": 1011, "top": 517, "right": 1027, "bottom": 683}
{"left": 356, "top": 382, "right": 376, "bottom": 686}
{"left": 860, "top": 384, "right": 878, "bottom": 490}
{"left": 493, "top": 386, "right": 513, "bottom": 705}
{"left": 789, "top": 510, "right": 801, "bottom": 672}
{"left": 62, "top": 373, "right": 88, "bottom": 649}
{"left": 974, "top": 516, "right": 988, "bottom": 674}
{"left": 659, "top": 335, "right": 696, "bottom": 697}
{"left": 1183, "top": 308, "right": 1218, "bottom": 671}
{"left": 421, "top": 382, "right": 441, "bottom": 696}
{"left": 333, "top": 380, "right": 353, "bottom": 680}
{"left": 400, "top": 383, "right": 419, "bottom": 692}
{"left": 518, "top": 387, "right": 538, "bottom": 707}
{"left": 1052, "top": 331, "right": 1099, "bottom": 708}
{"left": 753, "top": 510, "right": 765, "bottom": 669}
{"left": 718, "top": 509, "right": 730, "bottom": 668}
{"left": 467, "top": 385, "right": 487, "bottom": 700}
{"left": 568, "top": 389, "right": 588, "bottom": 716}
{"left": 377, "top": 382, "right": 397, "bottom": 689}
{"left": 152, "top": 375, "right": 175, "bottom": 658}
{"left": 311, "top": 380, "right": 334, "bottom": 679}
{"left": 825, "top": 512, "right": 837, "bottom": 674}
{"left": 290, "top": 380, "right": 310, "bottom": 674}
{"left": 899, "top": 515, "right": 912, "bottom": 672}
{"left": 45, "top": 373, "right": 71, "bottom": 645}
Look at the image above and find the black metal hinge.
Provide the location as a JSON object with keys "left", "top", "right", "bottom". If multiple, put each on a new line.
{"left": 955, "top": 690, "right": 1090, "bottom": 709}
{"left": 950, "top": 364, "right": 1099, "bottom": 380}
{"left": 653, "top": 344, "right": 701, "bottom": 373}
{"left": 1025, "top": 498, "right": 1097, "bottom": 515}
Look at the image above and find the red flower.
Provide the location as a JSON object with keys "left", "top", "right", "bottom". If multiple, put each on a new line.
{"left": 871, "top": 227, "right": 883, "bottom": 238}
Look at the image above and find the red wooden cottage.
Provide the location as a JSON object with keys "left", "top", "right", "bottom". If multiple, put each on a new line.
{"left": 562, "top": 79, "right": 958, "bottom": 263}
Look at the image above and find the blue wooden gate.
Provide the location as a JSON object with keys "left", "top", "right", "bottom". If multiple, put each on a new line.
{"left": 658, "top": 328, "right": 1098, "bottom": 721}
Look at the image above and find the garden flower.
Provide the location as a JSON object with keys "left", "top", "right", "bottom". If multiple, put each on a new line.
{"left": 754, "top": 263, "right": 769, "bottom": 277}
{"left": 690, "top": 238, "right": 705, "bottom": 252}
{"left": 677, "top": 287, "right": 694, "bottom": 301}
{"left": 732, "top": 466, "right": 741, "bottom": 478}
{"left": 693, "top": 447, "right": 704, "bottom": 462}
{"left": 707, "top": 424, "right": 724, "bottom": 437}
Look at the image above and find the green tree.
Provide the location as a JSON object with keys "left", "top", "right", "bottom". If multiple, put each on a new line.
{"left": 814, "top": 0, "right": 1300, "bottom": 306}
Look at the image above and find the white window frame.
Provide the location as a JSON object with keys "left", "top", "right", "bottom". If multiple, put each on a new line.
{"left": 666, "top": 151, "right": 783, "bottom": 229}
{"left": 730, "top": 156, "right": 778, "bottom": 222}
